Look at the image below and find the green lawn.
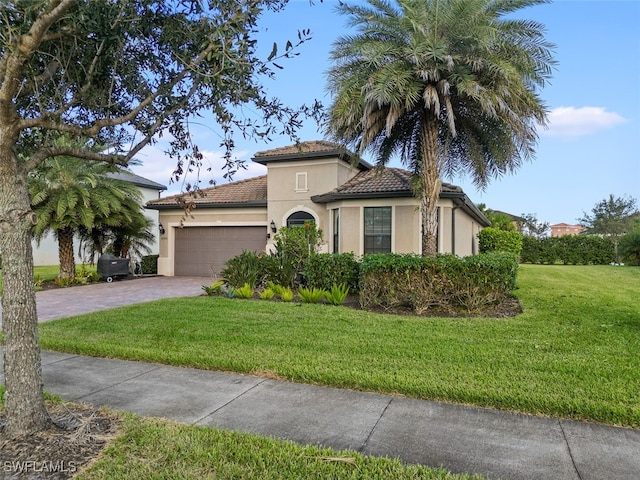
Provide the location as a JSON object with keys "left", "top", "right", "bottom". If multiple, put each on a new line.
{"left": 35, "top": 264, "right": 640, "bottom": 427}
{"left": 75, "top": 412, "right": 479, "bottom": 480}
{"left": 0, "top": 265, "right": 97, "bottom": 291}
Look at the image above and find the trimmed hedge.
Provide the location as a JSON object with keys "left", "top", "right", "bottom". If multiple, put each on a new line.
{"left": 359, "top": 252, "right": 518, "bottom": 314}
{"left": 478, "top": 227, "right": 523, "bottom": 255}
{"left": 303, "top": 253, "right": 360, "bottom": 292}
{"left": 520, "top": 235, "right": 614, "bottom": 265}
{"left": 140, "top": 255, "right": 159, "bottom": 275}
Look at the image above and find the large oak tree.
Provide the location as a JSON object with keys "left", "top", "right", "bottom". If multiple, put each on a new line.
{"left": 0, "top": 0, "right": 315, "bottom": 436}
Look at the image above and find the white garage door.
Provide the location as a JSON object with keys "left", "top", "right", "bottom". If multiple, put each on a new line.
{"left": 174, "top": 226, "right": 266, "bottom": 276}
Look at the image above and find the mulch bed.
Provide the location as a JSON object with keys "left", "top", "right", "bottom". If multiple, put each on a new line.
{"left": 0, "top": 403, "right": 120, "bottom": 479}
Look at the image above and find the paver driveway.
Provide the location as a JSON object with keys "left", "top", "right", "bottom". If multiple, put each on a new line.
{"left": 0, "top": 275, "right": 208, "bottom": 327}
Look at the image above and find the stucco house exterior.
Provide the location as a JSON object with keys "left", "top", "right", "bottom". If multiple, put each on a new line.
{"left": 147, "top": 141, "right": 490, "bottom": 277}
{"left": 32, "top": 170, "right": 167, "bottom": 266}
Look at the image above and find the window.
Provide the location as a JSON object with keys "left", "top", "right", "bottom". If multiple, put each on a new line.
{"left": 332, "top": 208, "right": 339, "bottom": 253}
{"left": 286, "top": 211, "right": 315, "bottom": 227}
{"left": 364, "top": 207, "right": 391, "bottom": 254}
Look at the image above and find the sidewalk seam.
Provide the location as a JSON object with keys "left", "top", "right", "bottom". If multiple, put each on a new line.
{"left": 73, "top": 364, "right": 163, "bottom": 401}
{"left": 558, "top": 419, "right": 584, "bottom": 480}
{"left": 358, "top": 397, "right": 393, "bottom": 453}
{"left": 193, "top": 378, "right": 268, "bottom": 425}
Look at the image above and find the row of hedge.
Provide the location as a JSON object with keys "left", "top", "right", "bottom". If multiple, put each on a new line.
{"left": 358, "top": 252, "right": 518, "bottom": 314}
{"left": 220, "top": 249, "right": 518, "bottom": 315}
{"left": 478, "top": 227, "right": 616, "bottom": 265}
{"left": 520, "top": 235, "right": 615, "bottom": 265}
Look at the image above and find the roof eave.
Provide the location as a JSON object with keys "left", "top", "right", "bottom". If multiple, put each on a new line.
{"left": 311, "top": 191, "right": 414, "bottom": 203}
{"left": 146, "top": 200, "right": 267, "bottom": 210}
{"left": 253, "top": 151, "right": 372, "bottom": 171}
{"left": 440, "top": 191, "right": 491, "bottom": 226}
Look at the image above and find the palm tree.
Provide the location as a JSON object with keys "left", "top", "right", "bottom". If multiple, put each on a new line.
{"left": 29, "top": 157, "right": 144, "bottom": 279}
{"left": 326, "top": 0, "right": 555, "bottom": 256}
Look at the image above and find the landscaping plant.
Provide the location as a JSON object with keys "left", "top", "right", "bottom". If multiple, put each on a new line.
{"left": 324, "top": 283, "right": 350, "bottom": 306}
{"left": 297, "top": 286, "right": 327, "bottom": 304}
{"left": 233, "top": 283, "right": 255, "bottom": 299}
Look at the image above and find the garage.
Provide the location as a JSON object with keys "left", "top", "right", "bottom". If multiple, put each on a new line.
{"left": 174, "top": 226, "right": 266, "bottom": 276}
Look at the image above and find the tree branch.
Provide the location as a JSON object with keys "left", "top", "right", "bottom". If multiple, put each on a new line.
{"left": 26, "top": 146, "right": 127, "bottom": 172}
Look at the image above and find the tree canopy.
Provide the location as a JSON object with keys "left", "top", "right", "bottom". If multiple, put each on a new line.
{"left": 579, "top": 194, "right": 639, "bottom": 262}
{"left": 0, "top": 0, "right": 317, "bottom": 436}
{"left": 325, "top": 0, "right": 555, "bottom": 255}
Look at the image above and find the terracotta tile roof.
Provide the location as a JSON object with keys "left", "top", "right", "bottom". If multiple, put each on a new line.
{"left": 252, "top": 140, "right": 372, "bottom": 171}
{"left": 146, "top": 175, "right": 267, "bottom": 208}
{"left": 311, "top": 167, "right": 462, "bottom": 202}
{"left": 254, "top": 140, "right": 347, "bottom": 158}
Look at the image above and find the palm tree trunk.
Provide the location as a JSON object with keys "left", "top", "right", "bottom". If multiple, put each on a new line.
{"left": 57, "top": 227, "right": 76, "bottom": 278}
{"left": 419, "top": 110, "right": 441, "bottom": 257}
{"left": 0, "top": 143, "right": 50, "bottom": 436}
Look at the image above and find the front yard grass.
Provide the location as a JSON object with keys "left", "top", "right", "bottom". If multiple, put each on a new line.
{"left": 35, "top": 264, "right": 640, "bottom": 427}
{"left": 77, "top": 412, "right": 479, "bottom": 480}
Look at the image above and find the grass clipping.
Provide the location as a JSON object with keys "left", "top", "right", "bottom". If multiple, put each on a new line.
{"left": 0, "top": 402, "right": 120, "bottom": 479}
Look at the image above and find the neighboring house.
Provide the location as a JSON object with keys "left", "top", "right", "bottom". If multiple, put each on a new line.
{"left": 550, "top": 223, "right": 585, "bottom": 237}
{"left": 32, "top": 170, "right": 167, "bottom": 266}
{"left": 146, "top": 141, "right": 490, "bottom": 277}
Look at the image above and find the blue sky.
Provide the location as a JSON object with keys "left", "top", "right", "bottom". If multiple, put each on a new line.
{"left": 132, "top": 0, "right": 640, "bottom": 226}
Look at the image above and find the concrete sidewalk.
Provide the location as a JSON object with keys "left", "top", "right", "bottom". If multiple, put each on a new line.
{"left": 1, "top": 348, "right": 638, "bottom": 480}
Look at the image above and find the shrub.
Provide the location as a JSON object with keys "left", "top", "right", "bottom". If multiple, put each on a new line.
{"left": 478, "top": 228, "right": 523, "bottom": 255}
{"left": 140, "top": 255, "right": 159, "bottom": 275}
{"left": 298, "top": 286, "right": 327, "bottom": 304}
{"left": 303, "top": 253, "right": 360, "bottom": 292}
{"left": 324, "top": 283, "right": 350, "bottom": 306}
{"left": 54, "top": 276, "right": 74, "bottom": 288}
{"left": 259, "top": 288, "right": 275, "bottom": 300}
{"left": 221, "top": 250, "right": 266, "bottom": 288}
{"left": 267, "top": 224, "right": 323, "bottom": 287}
{"left": 233, "top": 283, "right": 254, "bottom": 299}
{"left": 263, "top": 253, "right": 298, "bottom": 288}
{"left": 279, "top": 286, "right": 294, "bottom": 302}
{"left": 359, "top": 252, "right": 518, "bottom": 314}
{"left": 202, "top": 280, "right": 225, "bottom": 296}
{"left": 76, "top": 265, "right": 99, "bottom": 284}
{"left": 619, "top": 230, "right": 640, "bottom": 265}
{"left": 268, "top": 282, "right": 294, "bottom": 302}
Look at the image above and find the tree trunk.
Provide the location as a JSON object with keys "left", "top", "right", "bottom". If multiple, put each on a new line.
{"left": 0, "top": 144, "right": 50, "bottom": 436}
{"left": 419, "top": 110, "right": 441, "bottom": 257}
{"left": 57, "top": 226, "right": 76, "bottom": 278}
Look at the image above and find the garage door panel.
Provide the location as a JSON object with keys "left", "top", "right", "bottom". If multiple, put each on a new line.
{"left": 174, "top": 226, "right": 266, "bottom": 276}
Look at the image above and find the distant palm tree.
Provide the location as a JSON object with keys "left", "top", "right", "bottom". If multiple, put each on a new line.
{"left": 30, "top": 157, "right": 144, "bottom": 279}
{"left": 326, "top": 0, "right": 555, "bottom": 255}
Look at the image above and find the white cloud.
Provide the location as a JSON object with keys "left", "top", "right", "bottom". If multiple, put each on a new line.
{"left": 541, "top": 106, "right": 627, "bottom": 138}
{"left": 129, "top": 144, "right": 266, "bottom": 196}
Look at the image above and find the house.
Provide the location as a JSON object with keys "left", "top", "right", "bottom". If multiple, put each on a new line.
{"left": 550, "top": 223, "right": 585, "bottom": 237}
{"left": 146, "top": 141, "right": 490, "bottom": 277}
{"left": 32, "top": 170, "right": 167, "bottom": 266}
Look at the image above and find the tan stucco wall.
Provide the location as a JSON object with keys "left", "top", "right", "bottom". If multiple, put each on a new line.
{"left": 322, "top": 198, "right": 481, "bottom": 257}
{"left": 265, "top": 157, "right": 361, "bottom": 253}
{"left": 394, "top": 205, "right": 420, "bottom": 253}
